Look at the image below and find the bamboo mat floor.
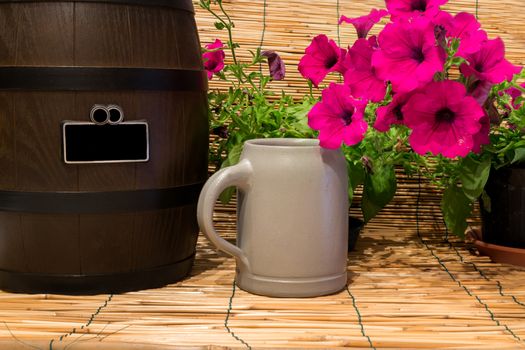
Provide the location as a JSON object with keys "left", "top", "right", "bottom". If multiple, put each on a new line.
{"left": 1, "top": 210, "right": 525, "bottom": 349}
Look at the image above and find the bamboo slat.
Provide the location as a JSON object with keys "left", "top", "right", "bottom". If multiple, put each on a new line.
{"left": 1, "top": 1, "right": 525, "bottom": 349}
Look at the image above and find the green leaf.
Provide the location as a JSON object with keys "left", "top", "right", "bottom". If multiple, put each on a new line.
{"left": 449, "top": 56, "right": 466, "bottom": 66}
{"left": 347, "top": 161, "right": 365, "bottom": 204}
{"left": 459, "top": 156, "right": 491, "bottom": 201}
{"left": 219, "top": 187, "right": 236, "bottom": 205}
{"left": 450, "top": 38, "right": 460, "bottom": 53}
{"left": 219, "top": 143, "right": 243, "bottom": 204}
{"left": 214, "top": 21, "right": 225, "bottom": 30}
{"left": 511, "top": 148, "right": 525, "bottom": 164}
{"left": 347, "top": 161, "right": 365, "bottom": 191}
{"left": 361, "top": 164, "right": 397, "bottom": 223}
{"left": 441, "top": 185, "right": 472, "bottom": 238}
{"left": 481, "top": 190, "right": 492, "bottom": 213}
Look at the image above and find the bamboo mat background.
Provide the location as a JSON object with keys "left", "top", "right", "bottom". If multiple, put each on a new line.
{"left": 1, "top": 0, "right": 525, "bottom": 349}
{"left": 196, "top": 0, "right": 525, "bottom": 97}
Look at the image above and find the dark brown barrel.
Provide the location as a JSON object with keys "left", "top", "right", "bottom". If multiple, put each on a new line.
{"left": 0, "top": 0, "right": 208, "bottom": 294}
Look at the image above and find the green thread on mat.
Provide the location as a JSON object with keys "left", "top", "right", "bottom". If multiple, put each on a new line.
{"left": 476, "top": 0, "right": 479, "bottom": 19}
{"left": 62, "top": 322, "right": 112, "bottom": 350}
{"left": 336, "top": 0, "right": 341, "bottom": 46}
{"left": 258, "top": 0, "right": 268, "bottom": 80}
{"left": 259, "top": 0, "right": 267, "bottom": 49}
{"left": 225, "top": 279, "right": 252, "bottom": 349}
{"left": 49, "top": 294, "right": 114, "bottom": 350}
{"left": 346, "top": 286, "right": 376, "bottom": 350}
{"left": 442, "top": 221, "right": 525, "bottom": 309}
{"left": 416, "top": 175, "right": 523, "bottom": 344}
{"left": 3, "top": 321, "right": 41, "bottom": 350}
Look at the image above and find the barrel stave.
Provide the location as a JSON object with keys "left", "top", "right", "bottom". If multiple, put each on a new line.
{"left": 75, "top": 3, "right": 133, "bottom": 67}
{"left": 15, "top": 92, "right": 78, "bottom": 192}
{"left": 134, "top": 91, "right": 186, "bottom": 189}
{"left": 16, "top": 3, "right": 75, "bottom": 66}
{"left": 79, "top": 212, "right": 134, "bottom": 274}
{"left": 0, "top": 212, "right": 25, "bottom": 272}
{"left": 0, "top": 92, "right": 15, "bottom": 190}
{"left": 0, "top": 4, "right": 18, "bottom": 64}
{"left": 182, "top": 92, "right": 209, "bottom": 185}
{"left": 20, "top": 213, "right": 80, "bottom": 274}
{"left": 128, "top": 6, "right": 181, "bottom": 68}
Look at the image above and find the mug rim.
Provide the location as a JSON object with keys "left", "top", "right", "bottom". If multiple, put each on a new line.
{"left": 245, "top": 138, "right": 320, "bottom": 148}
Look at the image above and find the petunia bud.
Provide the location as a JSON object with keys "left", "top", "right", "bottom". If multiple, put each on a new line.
{"left": 395, "top": 137, "right": 409, "bottom": 152}
{"left": 434, "top": 24, "right": 447, "bottom": 50}
{"left": 262, "top": 50, "right": 286, "bottom": 81}
{"left": 484, "top": 100, "right": 502, "bottom": 125}
{"left": 468, "top": 79, "right": 493, "bottom": 105}
{"left": 361, "top": 156, "right": 373, "bottom": 174}
{"left": 212, "top": 126, "right": 229, "bottom": 139}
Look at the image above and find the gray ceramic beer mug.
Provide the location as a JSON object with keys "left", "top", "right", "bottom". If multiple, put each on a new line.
{"left": 197, "top": 139, "right": 349, "bottom": 297}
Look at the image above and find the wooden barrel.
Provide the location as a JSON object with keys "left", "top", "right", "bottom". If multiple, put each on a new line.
{"left": 0, "top": 0, "right": 208, "bottom": 294}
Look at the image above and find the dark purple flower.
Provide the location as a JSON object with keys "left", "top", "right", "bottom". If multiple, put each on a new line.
{"left": 262, "top": 50, "right": 286, "bottom": 80}
{"left": 212, "top": 126, "right": 229, "bottom": 139}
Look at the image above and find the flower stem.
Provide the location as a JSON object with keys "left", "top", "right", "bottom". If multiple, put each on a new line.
{"left": 308, "top": 80, "right": 314, "bottom": 99}
{"left": 513, "top": 84, "right": 525, "bottom": 94}
{"left": 217, "top": 3, "right": 239, "bottom": 66}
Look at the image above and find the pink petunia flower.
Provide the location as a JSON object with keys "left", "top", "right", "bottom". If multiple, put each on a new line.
{"left": 501, "top": 82, "right": 525, "bottom": 109}
{"left": 460, "top": 38, "right": 522, "bottom": 84}
{"left": 468, "top": 79, "right": 493, "bottom": 105}
{"left": 403, "top": 80, "right": 485, "bottom": 158}
{"left": 374, "top": 91, "right": 415, "bottom": 131}
{"left": 386, "top": 0, "right": 448, "bottom": 21}
{"left": 372, "top": 17, "right": 446, "bottom": 93}
{"left": 203, "top": 39, "right": 226, "bottom": 80}
{"left": 308, "top": 83, "right": 368, "bottom": 149}
{"left": 262, "top": 50, "right": 286, "bottom": 81}
{"left": 298, "top": 35, "right": 347, "bottom": 87}
{"left": 368, "top": 35, "right": 379, "bottom": 49}
{"left": 433, "top": 11, "right": 488, "bottom": 57}
{"left": 472, "top": 115, "right": 491, "bottom": 154}
{"left": 343, "top": 38, "right": 386, "bottom": 103}
{"left": 339, "top": 9, "right": 389, "bottom": 39}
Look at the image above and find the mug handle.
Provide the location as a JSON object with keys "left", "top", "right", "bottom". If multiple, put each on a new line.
{"left": 197, "top": 159, "right": 252, "bottom": 270}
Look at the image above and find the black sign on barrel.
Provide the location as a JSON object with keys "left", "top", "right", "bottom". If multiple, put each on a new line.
{"left": 62, "top": 105, "right": 150, "bottom": 164}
